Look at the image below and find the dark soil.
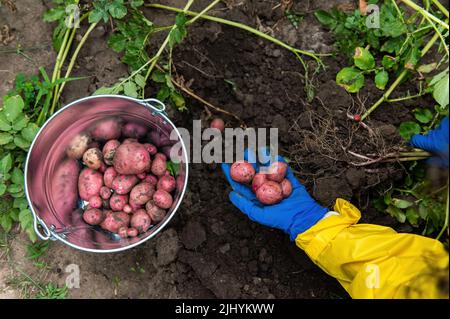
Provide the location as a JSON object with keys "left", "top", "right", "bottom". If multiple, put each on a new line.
{"left": 0, "top": 0, "right": 437, "bottom": 299}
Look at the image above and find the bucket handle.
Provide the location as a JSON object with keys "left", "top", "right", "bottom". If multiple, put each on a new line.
{"left": 33, "top": 214, "right": 54, "bottom": 241}
{"left": 136, "top": 98, "right": 166, "bottom": 113}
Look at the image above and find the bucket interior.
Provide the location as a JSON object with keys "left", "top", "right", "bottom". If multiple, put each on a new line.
{"left": 26, "top": 96, "right": 187, "bottom": 252}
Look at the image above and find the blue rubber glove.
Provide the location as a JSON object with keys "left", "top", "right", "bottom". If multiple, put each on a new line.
{"left": 222, "top": 149, "right": 329, "bottom": 241}
{"left": 410, "top": 116, "right": 449, "bottom": 168}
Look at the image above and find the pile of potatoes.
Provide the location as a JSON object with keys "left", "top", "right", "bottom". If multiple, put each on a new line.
{"left": 230, "top": 160, "right": 292, "bottom": 205}
{"left": 66, "top": 117, "right": 177, "bottom": 238}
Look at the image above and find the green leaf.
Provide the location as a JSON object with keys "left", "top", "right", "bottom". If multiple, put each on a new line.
{"left": 0, "top": 184, "right": 6, "bottom": 196}
{"left": 0, "top": 153, "right": 13, "bottom": 175}
{"left": 314, "top": 10, "right": 336, "bottom": 27}
{"left": 382, "top": 55, "right": 396, "bottom": 70}
{"left": 107, "top": 33, "right": 127, "bottom": 52}
{"left": 0, "top": 214, "right": 13, "bottom": 233}
{"left": 2, "top": 95, "right": 24, "bottom": 122}
{"left": 12, "top": 113, "right": 29, "bottom": 131}
{"left": 0, "top": 112, "right": 12, "bottom": 131}
{"left": 170, "top": 90, "right": 186, "bottom": 111}
{"left": 93, "top": 86, "right": 117, "bottom": 95}
{"left": 386, "top": 206, "right": 406, "bottom": 223}
{"left": 14, "top": 136, "right": 31, "bottom": 150}
{"left": 7, "top": 183, "right": 23, "bottom": 194}
{"left": 0, "top": 132, "right": 13, "bottom": 145}
{"left": 130, "top": 0, "right": 144, "bottom": 9}
{"left": 21, "top": 123, "right": 39, "bottom": 142}
{"left": 43, "top": 8, "right": 65, "bottom": 22}
{"left": 399, "top": 121, "right": 421, "bottom": 140}
{"left": 123, "top": 81, "right": 138, "bottom": 98}
{"left": 107, "top": 0, "right": 127, "bottom": 19}
{"left": 152, "top": 70, "right": 166, "bottom": 83}
{"left": 135, "top": 74, "right": 146, "bottom": 88}
{"left": 336, "top": 67, "right": 365, "bottom": 93}
{"left": 430, "top": 70, "right": 449, "bottom": 107}
{"left": 19, "top": 209, "right": 33, "bottom": 229}
{"left": 13, "top": 197, "right": 29, "bottom": 210}
{"left": 417, "top": 63, "right": 437, "bottom": 74}
{"left": 406, "top": 207, "right": 419, "bottom": 227}
{"left": 392, "top": 198, "right": 414, "bottom": 209}
{"left": 89, "top": 8, "right": 108, "bottom": 23}
{"left": 11, "top": 167, "right": 24, "bottom": 185}
{"left": 157, "top": 86, "right": 170, "bottom": 101}
{"left": 413, "top": 108, "right": 433, "bottom": 124}
{"left": 375, "top": 70, "right": 389, "bottom": 90}
{"left": 353, "top": 47, "right": 375, "bottom": 70}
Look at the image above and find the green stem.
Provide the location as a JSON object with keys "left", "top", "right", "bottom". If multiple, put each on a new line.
{"left": 401, "top": 0, "right": 449, "bottom": 29}
{"left": 398, "top": 151, "right": 432, "bottom": 157}
{"left": 431, "top": 0, "right": 449, "bottom": 18}
{"left": 361, "top": 31, "right": 440, "bottom": 121}
{"left": 51, "top": 21, "right": 98, "bottom": 115}
{"left": 145, "top": 3, "right": 326, "bottom": 64}
{"left": 386, "top": 92, "right": 426, "bottom": 103}
{"left": 436, "top": 180, "right": 449, "bottom": 240}
{"left": 142, "top": 0, "right": 196, "bottom": 97}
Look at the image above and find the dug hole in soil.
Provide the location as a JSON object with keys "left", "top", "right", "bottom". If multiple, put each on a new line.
{"left": 0, "top": 0, "right": 437, "bottom": 299}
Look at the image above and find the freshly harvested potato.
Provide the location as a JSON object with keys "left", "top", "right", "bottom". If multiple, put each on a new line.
{"left": 129, "top": 182, "right": 155, "bottom": 206}
{"left": 82, "top": 208, "right": 104, "bottom": 225}
{"left": 122, "top": 138, "right": 138, "bottom": 144}
{"left": 102, "top": 139, "right": 121, "bottom": 165}
{"left": 82, "top": 148, "right": 103, "bottom": 170}
{"left": 146, "top": 200, "right": 167, "bottom": 223}
{"left": 111, "top": 174, "right": 139, "bottom": 194}
{"left": 148, "top": 131, "right": 162, "bottom": 147}
{"left": 143, "top": 143, "right": 157, "bottom": 156}
{"left": 89, "top": 196, "right": 103, "bottom": 209}
{"left": 99, "top": 162, "right": 107, "bottom": 173}
{"left": 230, "top": 160, "right": 255, "bottom": 183}
{"left": 256, "top": 181, "right": 283, "bottom": 205}
{"left": 122, "top": 122, "right": 148, "bottom": 139}
{"left": 153, "top": 189, "right": 173, "bottom": 209}
{"left": 157, "top": 175, "right": 176, "bottom": 193}
{"left": 118, "top": 227, "right": 128, "bottom": 238}
{"left": 123, "top": 204, "right": 133, "bottom": 214}
{"left": 103, "top": 167, "right": 118, "bottom": 188}
{"left": 252, "top": 173, "right": 267, "bottom": 193}
{"left": 100, "top": 211, "right": 130, "bottom": 233}
{"left": 267, "top": 161, "right": 288, "bottom": 183}
{"left": 210, "top": 118, "right": 225, "bottom": 132}
{"left": 151, "top": 154, "right": 166, "bottom": 177}
{"left": 113, "top": 142, "right": 151, "bottom": 175}
{"left": 127, "top": 228, "right": 139, "bottom": 237}
{"left": 143, "top": 174, "right": 158, "bottom": 186}
{"left": 78, "top": 168, "right": 103, "bottom": 201}
{"left": 130, "top": 209, "right": 152, "bottom": 233}
{"left": 99, "top": 186, "right": 112, "bottom": 200}
{"left": 110, "top": 193, "right": 128, "bottom": 211}
{"left": 66, "top": 133, "right": 91, "bottom": 159}
{"left": 137, "top": 173, "right": 147, "bottom": 180}
{"left": 90, "top": 117, "right": 122, "bottom": 141}
{"left": 280, "top": 179, "right": 292, "bottom": 198}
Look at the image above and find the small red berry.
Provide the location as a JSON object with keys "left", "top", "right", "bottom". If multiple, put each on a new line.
{"left": 353, "top": 114, "right": 361, "bottom": 122}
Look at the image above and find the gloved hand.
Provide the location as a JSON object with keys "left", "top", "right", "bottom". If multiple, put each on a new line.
{"left": 411, "top": 116, "right": 449, "bottom": 168}
{"left": 221, "top": 149, "right": 329, "bottom": 240}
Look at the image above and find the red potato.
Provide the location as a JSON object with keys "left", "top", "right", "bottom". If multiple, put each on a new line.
{"left": 130, "top": 201, "right": 143, "bottom": 212}
{"left": 102, "top": 139, "right": 121, "bottom": 165}
{"left": 123, "top": 204, "right": 133, "bottom": 214}
{"left": 230, "top": 160, "right": 255, "bottom": 184}
{"left": 146, "top": 200, "right": 167, "bottom": 223}
{"left": 129, "top": 182, "right": 155, "bottom": 206}
{"left": 82, "top": 148, "right": 103, "bottom": 170}
{"left": 100, "top": 211, "right": 130, "bottom": 233}
{"left": 154, "top": 152, "right": 167, "bottom": 161}
{"left": 118, "top": 227, "right": 128, "bottom": 238}
{"left": 99, "top": 186, "right": 112, "bottom": 200}
{"left": 66, "top": 133, "right": 91, "bottom": 159}
{"left": 267, "top": 161, "right": 288, "bottom": 183}
{"left": 90, "top": 117, "right": 122, "bottom": 141}
{"left": 78, "top": 168, "right": 103, "bottom": 201}
{"left": 176, "top": 174, "right": 185, "bottom": 192}
{"left": 161, "top": 146, "right": 173, "bottom": 160}
{"left": 131, "top": 209, "right": 152, "bottom": 233}
{"left": 256, "top": 181, "right": 283, "bottom": 205}
{"left": 137, "top": 173, "right": 147, "bottom": 180}
{"left": 112, "top": 174, "right": 139, "bottom": 195}
{"left": 51, "top": 159, "right": 80, "bottom": 218}
{"left": 82, "top": 208, "right": 104, "bottom": 225}
{"left": 99, "top": 162, "right": 107, "bottom": 173}
{"left": 151, "top": 154, "right": 167, "bottom": 177}
{"left": 113, "top": 142, "right": 151, "bottom": 175}
{"left": 210, "top": 118, "right": 225, "bottom": 132}
{"left": 157, "top": 175, "right": 176, "bottom": 193}
{"left": 143, "top": 143, "right": 157, "bottom": 156}
{"left": 280, "top": 179, "right": 292, "bottom": 198}
{"left": 89, "top": 196, "right": 103, "bottom": 209}
{"left": 110, "top": 193, "right": 128, "bottom": 211}
{"left": 122, "top": 138, "right": 139, "bottom": 144}
{"left": 143, "top": 174, "right": 158, "bottom": 186}
{"left": 103, "top": 167, "right": 118, "bottom": 188}
{"left": 148, "top": 131, "right": 162, "bottom": 147}
{"left": 127, "top": 228, "right": 139, "bottom": 237}
{"left": 122, "top": 122, "right": 148, "bottom": 139}
{"left": 87, "top": 141, "right": 100, "bottom": 149}
{"left": 252, "top": 173, "right": 267, "bottom": 193}
{"left": 153, "top": 189, "right": 173, "bottom": 209}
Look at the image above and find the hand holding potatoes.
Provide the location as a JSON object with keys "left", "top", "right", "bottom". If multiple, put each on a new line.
{"left": 222, "top": 149, "right": 329, "bottom": 240}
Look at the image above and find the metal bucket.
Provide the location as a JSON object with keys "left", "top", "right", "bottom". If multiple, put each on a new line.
{"left": 24, "top": 95, "right": 188, "bottom": 253}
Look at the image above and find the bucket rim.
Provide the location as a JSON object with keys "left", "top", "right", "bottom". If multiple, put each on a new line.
{"left": 24, "top": 94, "right": 189, "bottom": 253}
